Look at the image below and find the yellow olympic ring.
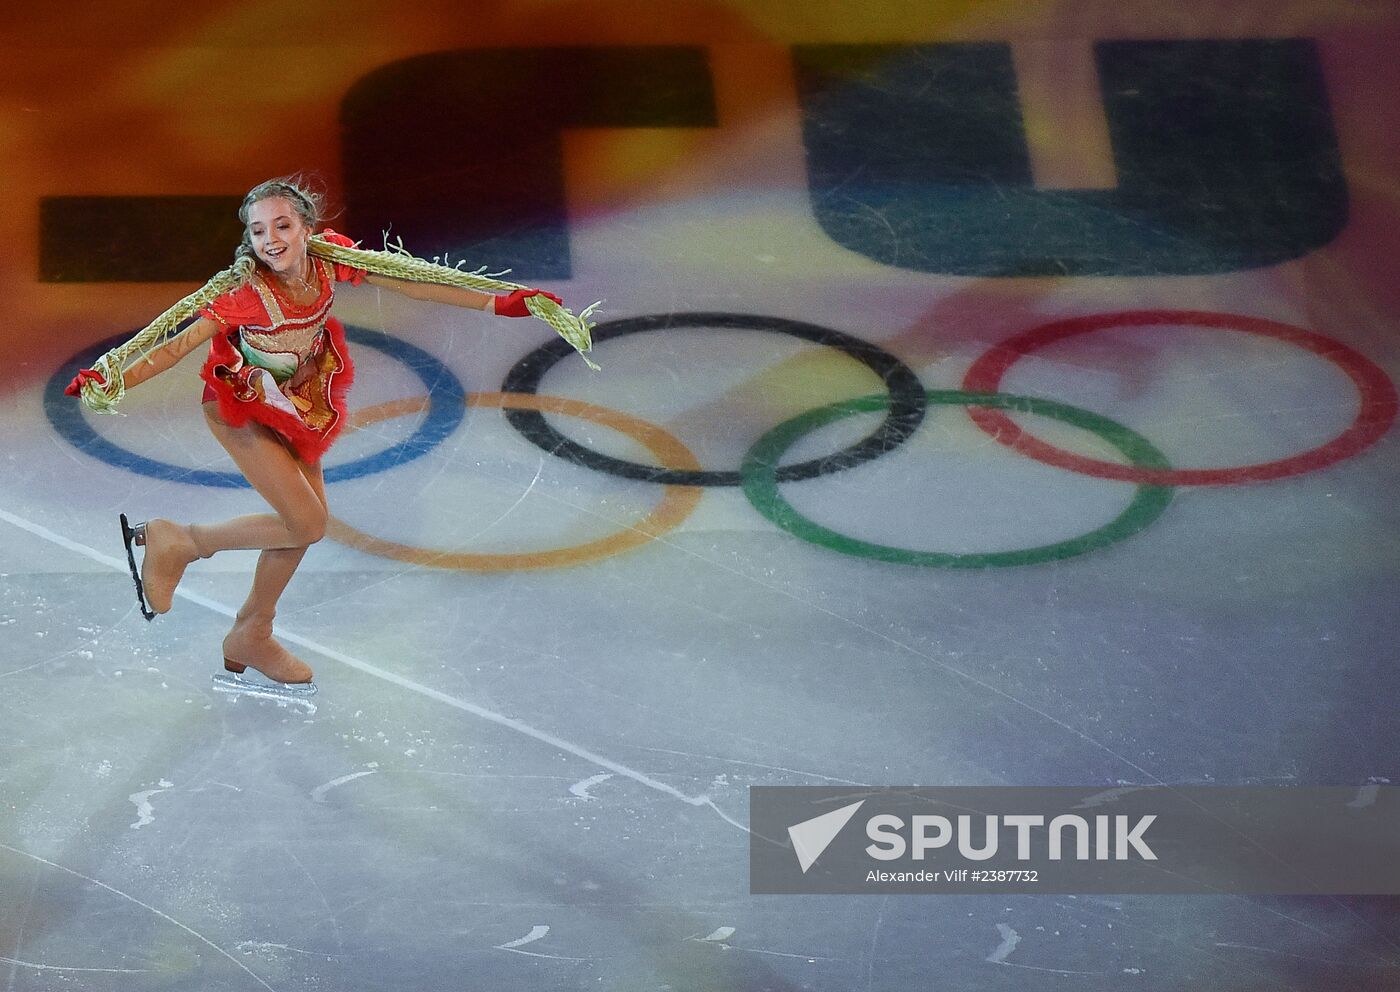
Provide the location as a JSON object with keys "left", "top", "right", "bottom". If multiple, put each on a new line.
{"left": 326, "top": 392, "right": 703, "bottom": 571}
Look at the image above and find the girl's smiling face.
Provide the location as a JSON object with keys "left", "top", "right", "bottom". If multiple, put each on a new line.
{"left": 246, "top": 196, "right": 312, "bottom": 276}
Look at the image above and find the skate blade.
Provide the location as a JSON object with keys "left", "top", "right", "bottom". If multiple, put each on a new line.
{"left": 119, "top": 513, "right": 155, "bottom": 621}
{"left": 212, "top": 670, "right": 318, "bottom": 712}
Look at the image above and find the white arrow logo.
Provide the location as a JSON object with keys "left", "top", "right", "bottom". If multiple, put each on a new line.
{"left": 788, "top": 800, "right": 866, "bottom": 873}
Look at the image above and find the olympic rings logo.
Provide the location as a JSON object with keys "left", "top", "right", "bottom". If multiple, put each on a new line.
{"left": 46, "top": 309, "right": 1397, "bottom": 571}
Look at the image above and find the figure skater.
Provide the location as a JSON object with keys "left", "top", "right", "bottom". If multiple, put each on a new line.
{"left": 66, "top": 177, "right": 596, "bottom": 697}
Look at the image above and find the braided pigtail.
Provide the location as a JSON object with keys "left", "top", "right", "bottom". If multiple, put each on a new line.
{"left": 308, "top": 234, "right": 601, "bottom": 370}
{"left": 76, "top": 251, "right": 257, "bottom": 413}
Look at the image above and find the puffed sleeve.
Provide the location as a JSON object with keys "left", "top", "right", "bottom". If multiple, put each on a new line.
{"left": 319, "top": 229, "right": 368, "bottom": 286}
{"left": 198, "top": 283, "right": 264, "bottom": 329}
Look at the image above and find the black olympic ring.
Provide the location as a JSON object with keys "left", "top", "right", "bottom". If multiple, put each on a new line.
{"left": 499, "top": 312, "right": 928, "bottom": 486}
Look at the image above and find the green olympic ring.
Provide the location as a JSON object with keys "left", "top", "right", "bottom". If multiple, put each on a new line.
{"left": 740, "top": 390, "right": 1174, "bottom": 568}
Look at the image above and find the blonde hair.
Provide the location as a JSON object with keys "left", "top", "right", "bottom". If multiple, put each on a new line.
{"left": 76, "top": 179, "right": 597, "bottom": 412}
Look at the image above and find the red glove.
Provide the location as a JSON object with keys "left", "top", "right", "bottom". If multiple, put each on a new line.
{"left": 493, "top": 289, "right": 563, "bottom": 317}
{"left": 64, "top": 368, "right": 107, "bottom": 397}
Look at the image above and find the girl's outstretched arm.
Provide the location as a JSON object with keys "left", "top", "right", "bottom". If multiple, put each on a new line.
{"left": 65, "top": 317, "right": 221, "bottom": 397}
{"left": 363, "top": 272, "right": 493, "bottom": 311}
{"left": 361, "top": 273, "right": 562, "bottom": 317}
{"left": 120, "top": 317, "right": 221, "bottom": 389}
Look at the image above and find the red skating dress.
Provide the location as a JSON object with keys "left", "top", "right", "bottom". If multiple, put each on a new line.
{"left": 198, "top": 231, "right": 367, "bottom": 463}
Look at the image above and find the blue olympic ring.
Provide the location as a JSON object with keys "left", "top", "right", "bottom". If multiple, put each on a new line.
{"left": 44, "top": 325, "right": 467, "bottom": 488}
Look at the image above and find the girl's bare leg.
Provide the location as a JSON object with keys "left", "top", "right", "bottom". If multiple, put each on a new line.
{"left": 199, "top": 407, "right": 327, "bottom": 683}
{"left": 190, "top": 408, "right": 329, "bottom": 553}
{"left": 135, "top": 406, "right": 329, "bottom": 615}
{"left": 226, "top": 451, "right": 328, "bottom": 620}
{"left": 221, "top": 456, "right": 327, "bottom": 684}
{"left": 134, "top": 406, "right": 330, "bottom": 681}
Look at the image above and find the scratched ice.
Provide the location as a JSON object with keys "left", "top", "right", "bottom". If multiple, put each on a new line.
{"left": 3, "top": 15, "right": 1399, "bottom": 991}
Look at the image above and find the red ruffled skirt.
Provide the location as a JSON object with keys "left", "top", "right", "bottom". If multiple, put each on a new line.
{"left": 199, "top": 318, "right": 355, "bottom": 463}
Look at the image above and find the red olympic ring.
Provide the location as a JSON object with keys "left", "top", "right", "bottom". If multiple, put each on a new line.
{"left": 962, "top": 310, "right": 1398, "bottom": 486}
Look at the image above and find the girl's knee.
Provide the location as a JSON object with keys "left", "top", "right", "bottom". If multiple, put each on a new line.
{"left": 286, "top": 505, "right": 327, "bottom": 546}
